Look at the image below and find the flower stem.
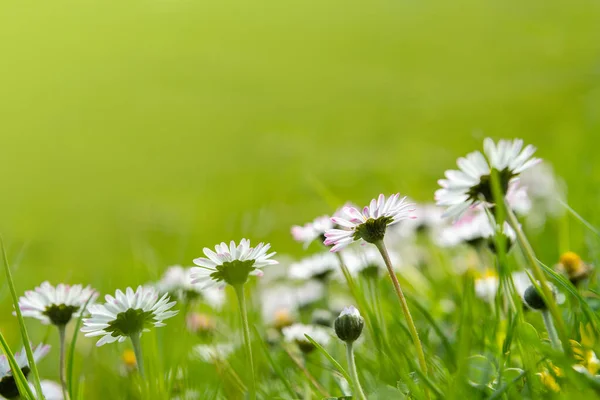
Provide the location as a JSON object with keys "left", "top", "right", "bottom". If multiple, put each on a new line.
{"left": 345, "top": 342, "right": 367, "bottom": 400}
{"left": 130, "top": 332, "right": 145, "bottom": 378}
{"left": 504, "top": 203, "right": 571, "bottom": 356}
{"left": 58, "top": 324, "right": 70, "bottom": 400}
{"left": 541, "top": 310, "right": 561, "bottom": 350}
{"left": 374, "top": 240, "right": 430, "bottom": 399}
{"left": 233, "top": 284, "right": 256, "bottom": 400}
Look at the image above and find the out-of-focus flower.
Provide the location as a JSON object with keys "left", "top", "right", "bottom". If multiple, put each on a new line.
{"left": 436, "top": 209, "right": 515, "bottom": 250}
{"left": 519, "top": 162, "right": 566, "bottom": 228}
{"left": 157, "top": 266, "right": 225, "bottom": 309}
{"left": 291, "top": 215, "right": 333, "bottom": 248}
{"left": 474, "top": 270, "right": 530, "bottom": 302}
{"left": 193, "top": 344, "right": 236, "bottom": 363}
{"left": 18, "top": 282, "right": 97, "bottom": 326}
{"left": 282, "top": 323, "right": 331, "bottom": 354}
{"left": 191, "top": 239, "right": 278, "bottom": 289}
{"left": 0, "top": 344, "right": 50, "bottom": 399}
{"left": 288, "top": 252, "right": 337, "bottom": 281}
{"left": 555, "top": 252, "right": 592, "bottom": 286}
{"left": 325, "top": 194, "right": 415, "bottom": 252}
{"left": 186, "top": 312, "right": 216, "bottom": 336}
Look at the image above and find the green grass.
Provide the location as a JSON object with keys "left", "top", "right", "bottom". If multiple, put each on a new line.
{"left": 0, "top": 0, "right": 600, "bottom": 398}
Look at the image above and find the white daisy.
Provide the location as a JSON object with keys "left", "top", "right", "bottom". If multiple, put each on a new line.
{"left": 18, "top": 282, "right": 98, "bottom": 326}
{"left": 475, "top": 271, "right": 530, "bottom": 303}
{"left": 324, "top": 194, "right": 416, "bottom": 252}
{"left": 192, "top": 343, "right": 236, "bottom": 363}
{"left": 338, "top": 247, "right": 400, "bottom": 279}
{"left": 191, "top": 239, "right": 278, "bottom": 289}
{"left": 0, "top": 344, "right": 50, "bottom": 399}
{"left": 291, "top": 215, "right": 333, "bottom": 248}
{"left": 436, "top": 208, "right": 515, "bottom": 249}
{"left": 157, "top": 266, "right": 225, "bottom": 309}
{"left": 288, "top": 252, "right": 338, "bottom": 281}
{"left": 436, "top": 138, "right": 541, "bottom": 219}
{"left": 282, "top": 323, "right": 331, "bottom": 353}
{"left": 261, "top": 281, "right": 326, "bottom": 324}
{"left": 36, "top": 380, "right": 64, "bottom": 400}
{"left": 81, "top": 286, "right": 178, "bottom": 347}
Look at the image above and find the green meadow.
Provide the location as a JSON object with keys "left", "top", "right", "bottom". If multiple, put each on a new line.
{"left": 1, "top": 0, "right": 600, "bottom": 398}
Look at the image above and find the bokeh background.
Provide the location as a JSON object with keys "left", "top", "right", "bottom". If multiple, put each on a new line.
{"left": 1, "top": 0, "right": 599, "bottom": 377}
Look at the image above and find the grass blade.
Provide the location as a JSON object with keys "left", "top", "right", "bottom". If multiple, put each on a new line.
{"left": 67, "top": 294, "right": 95, "bottom": 400}
{"left": 254, "top": 326, "right": 297, "bottom": 399}
{"left": 558, "top": 199, "right": 600, "bottom": 238}
{"left": 0, "top": 331, "right": 37, "bottom": 399}
{"left": 304, "top": 334, "right": 352, "bottom": 385}
{"left": 1, "top": 236, "right": 44, "bottom": 399}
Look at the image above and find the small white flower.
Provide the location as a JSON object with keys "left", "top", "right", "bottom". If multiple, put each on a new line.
{"left": 261, "top": 281, "right": 326, "bottom": 323}
{"left": 81, "top": 286, "right": 178, "bottom": 347}
{"left": 436, "top": 138, "right": 541, "bottom": 219}
{"left": 193, "top": 343, "right": 236, "bottom": 363}
{"left": 288, "top": 252, "right": 338, "bottom": 281}
{"left": 338, "top": 247, "right": 400, "bottom": 278}
{"left": 291, "top": 215, "right": 333, "bottom": 248}
{"left": 282, "top": 323, "right": 331, "bottom": 351}
{"left": 191, "top": 239, "right": 278, "bottom": 289}
{"left": 436, "top": 208, "right": 515, "bottom": 248}
{"left": 475, "top": 271, "right": 530, "bottom": 302}
{"left": 324, "top": 194, "right": 416, "bottom": 252}
{"left": 18, "top": 282, "right": 98, "bottom": 326}
{"left": 157, "top": 266, "right": 225, "bottom": 309}
{"left": 36, "top": 380, "right": 64, "bottom": 400}
{"left": 0, "top": 344, "right": 50, "bottom": 398}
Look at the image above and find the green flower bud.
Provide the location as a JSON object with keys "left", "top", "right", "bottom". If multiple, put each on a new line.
{"left": 334, "top": 306, "right": 364, "bottom": 343}
{"left": 523, "top": 283, "right": 556, "bottom": 311}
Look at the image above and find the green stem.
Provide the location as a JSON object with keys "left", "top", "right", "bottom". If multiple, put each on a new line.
{"left": 130, "top": 332, "right": 145, "bottom": 378}
{"left": 504, "top": 203, "right": 571, "bottom": 356}
{"left": 374, "top": 240, "right": 430, "bottom": 400}
{"left": 541, "top": 310, "right": 560, "bottom": 350}
{"left": 58, "top": 325, "right": 70, "bottom": 400}
{"left": 233, "top": 284, "right": 256, "bottom": 400}
{"left": 345, "top": 342, "right": 367, "bottom": 400}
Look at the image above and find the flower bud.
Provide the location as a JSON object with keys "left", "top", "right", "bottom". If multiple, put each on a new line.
{"left": 334, "top": 306, "right": 364, "bottom": 343}
{"left": 523, "top": 284, "right": 556, "bottom": 311}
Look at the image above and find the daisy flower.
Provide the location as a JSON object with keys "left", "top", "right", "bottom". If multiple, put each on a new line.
{"left": 324, "top": 193, "right": 416, "bottom": 252}
{"left": 0, "top": 344, "right": 50, "bottom": 400}
{"left": 191, "top": 239, "right": 278, "bottom": 289}
{"left": 436, "top": 138, "right": 541, "bottom": 219}
{"left": 82, "top": 286, "right": 177, "bottom": 347}
{"left": 282, "top": 323, "right": 331, "bottom": 353}
{"left": 288, "top": 252, "right": 338, "bottom": 281}
{"left": 193, "top": 343, "right": 236, "bottom": 364}
{"left": 18, "top": 282, "right": 97, "bottom": 326}
{"left": 291, "top": 215, "right": 333, "bottom": 248}
{"left": 338, "top": 247, "right": 400, "bottom": 279}
{"left": 157, "top": 266, "right": 225, "bottom": 309}
{"left": 192, "top": 239, "right": 277, "bottom": 399}
{"left": 19, "top": 282, "right": 97, "bottom": 396}
{"left": 437, "top": 209, "right": 516, "bottom": 250}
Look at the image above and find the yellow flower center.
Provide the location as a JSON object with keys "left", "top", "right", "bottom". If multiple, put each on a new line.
{"left": 122, "top": 350, "right": 137, "bottom": 367}
{"left": 559, "top": 251, "right": 583, "bottom": 274}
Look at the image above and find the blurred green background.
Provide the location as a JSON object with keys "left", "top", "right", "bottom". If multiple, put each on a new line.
{"left": 1, "top": 0, "right": 599, "bottom": 320}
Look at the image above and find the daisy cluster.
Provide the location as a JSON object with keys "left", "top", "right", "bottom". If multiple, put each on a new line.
{"left": 2, "top": 137, "right": 594, "bottom": 400}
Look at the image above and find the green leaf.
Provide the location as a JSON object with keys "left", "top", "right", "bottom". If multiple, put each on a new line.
{"left": 1, "top": 237, "right": 44, "bottom": 399}
{"left": 304, "top": 334, "right": 352, "bottom": 385}
{"left": 0, "top": 332, "right": 36, "bottom": 400}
